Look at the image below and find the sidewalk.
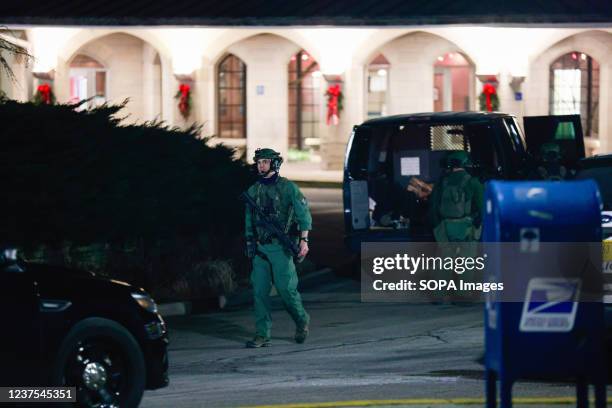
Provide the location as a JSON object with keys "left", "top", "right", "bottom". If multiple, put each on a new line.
{"left": 282, "top": 161, "right": 343, "bottom": 184}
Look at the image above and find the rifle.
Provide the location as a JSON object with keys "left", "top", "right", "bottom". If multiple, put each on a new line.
{"left": 240, "top": 192, "right": 302, "bottom": 261}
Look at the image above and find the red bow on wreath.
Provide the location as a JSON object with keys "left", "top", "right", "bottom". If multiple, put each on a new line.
{"left": 482, "top": 83, "right": 496, "bottom": 112}
{"left": 37, "top": 84, "right": 52, "bottom": 105}
{"left": 175, "top": 83, "right": 192, "bottom": 119}
{"left": 326, "top": 84, "right": 341, "bottom": 126}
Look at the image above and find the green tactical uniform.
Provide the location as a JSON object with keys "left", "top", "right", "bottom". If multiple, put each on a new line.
{"left": 534, "top": 142, "right": 568, "bottom": 181}
{"left": 245, "top": 159, "right": 312, "bottom": 342}
{"left": 430, "top": 152, "right": 484, "bottom": 243}
{"left": 430, "top": 152, "right": 484, "bottom": 299}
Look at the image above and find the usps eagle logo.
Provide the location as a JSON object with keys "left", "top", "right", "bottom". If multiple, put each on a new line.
{"left": 519, "top": 278, "right": 581, "bottom": 332}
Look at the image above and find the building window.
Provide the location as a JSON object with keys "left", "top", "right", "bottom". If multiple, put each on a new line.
{"left": 549, "top": 51, "right": 599, "bottom": 138}
{"left": 367, "top": 54, "right": 390, "bottom": 119}
{"left": 69, "top": 54, "right": 107, "bottom": 110}
{"left": 288, "top": 50, "right": 321, "bottom": 151}
{"left": 433, "top": 52, "right": 473, "bottom": 112}
{"left": 218, "top": 54, "right": 246, "bottom": 139}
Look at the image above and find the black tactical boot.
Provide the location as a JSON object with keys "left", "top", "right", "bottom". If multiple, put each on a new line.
{"left": 295, "top": 324, "right": 309, "bottom": 344}
{"left": 246, "top": 336, "right": 271, "bottom": 348}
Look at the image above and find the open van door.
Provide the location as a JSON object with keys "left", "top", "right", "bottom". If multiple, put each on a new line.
{"left": 344, "top": 125, "right": 372, "bottom": 232}
{"left": 523, "top": 114, "right": 585, "bottom": 167}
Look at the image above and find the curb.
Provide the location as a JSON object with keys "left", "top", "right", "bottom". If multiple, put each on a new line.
{"left": 293, "top": 180, "right": 342, "bottom": 189}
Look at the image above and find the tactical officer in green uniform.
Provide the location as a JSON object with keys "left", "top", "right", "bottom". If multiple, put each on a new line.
{"left": 533, "top": 142, "right": 569, "bottom": 181}
{"left": 430, "top": 151, "right": 484, "bottom": 301}
{"left": 244, "top": 148, "right": 312, "bottom": 348}
{"left": 430, "top": 151, "right": 484, "bottom": 243}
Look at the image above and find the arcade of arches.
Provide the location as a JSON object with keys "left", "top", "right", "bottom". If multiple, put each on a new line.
{"left": 3, "top": 28, "right": 612, "bottom": 168}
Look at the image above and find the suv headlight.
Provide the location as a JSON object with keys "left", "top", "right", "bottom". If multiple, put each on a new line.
{"left": 144, "top": 317, "right": 167, "bottom": 339}
{"left": 131, "top": 293, "right": 158, "bottom": 314}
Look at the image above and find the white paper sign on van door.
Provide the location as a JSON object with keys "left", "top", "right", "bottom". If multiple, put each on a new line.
{"left": 400, "top": 157, "right": 420, "bottom": 176}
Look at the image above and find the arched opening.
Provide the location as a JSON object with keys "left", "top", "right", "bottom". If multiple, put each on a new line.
{"left": 69, "top": 54, "right": 107, "bottom": 110}
{"left": 288, "top": 50, "right": 322, "bottom": 153}
{"left": 366, "top": 53, "right": 390, "bottom": 119}
{"left": 433, "top": 52, "right": 474, "bottom": 112}
{"left": 549, "top": 51, "right": 599, "bottom": 138}
{"left": 217, "top": 54, "right": 246, "bottom": 139}
{"left": 67, "top": 33, "right": 164, "bottom": 122}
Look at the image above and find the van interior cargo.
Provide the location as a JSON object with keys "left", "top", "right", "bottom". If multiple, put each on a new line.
{"left": 348, "top": 117, "right": 524, "bottom": 234}
{"left": 344, "top": 113, "right": 585, "bottom": 248}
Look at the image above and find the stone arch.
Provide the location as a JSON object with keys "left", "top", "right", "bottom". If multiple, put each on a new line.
{"left": 58, "top": 30, "right": 173, "bottom": 123}
{"left": 354, "top": 29, "right": 420, "bottom": 67}
{"left": 534, "top": 31, "right": 612, "bottom": 71}
{"left": 206, "top": 29, "right": 321, "bottom": 69}
{"left": 208, "top": 32, "right": 319, "bottom": 161}
{"left": 367, "top": 31, "right": 477, "bottom": 115}
{"left": 355, "top": 29, "right": 477, "bottom": 68}
{"left": 527, "top": 29, "right": 611, "bottom": 66}
{"left": 59, "top": 29, "right": 171, "bottom": 63}
{"left": 527, "top": 30, "right": 612, "bottom": 153}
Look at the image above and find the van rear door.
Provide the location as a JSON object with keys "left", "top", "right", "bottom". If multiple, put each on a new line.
{"left": 344, "top": 125, "right": 372, "bottom": 231}
{"left": 523, "top": 114, "right": 585, "bottom": 166}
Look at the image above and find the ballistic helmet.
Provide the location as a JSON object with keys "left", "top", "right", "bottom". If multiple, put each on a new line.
{"left": 446, "top": 150, "right": 471, "bottom": 169}
{"left": 253, "top": 148, "right": 283, "bottom": 172}
{"left": 540, "top": 143, "right": 561, "bottom": 162}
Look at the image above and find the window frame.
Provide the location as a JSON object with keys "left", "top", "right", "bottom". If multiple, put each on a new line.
{"left": 549, "top": 51, "right": 599, "bottom": 138}
{"left": 217, "top": 54, "right": 247, "bottom": 139}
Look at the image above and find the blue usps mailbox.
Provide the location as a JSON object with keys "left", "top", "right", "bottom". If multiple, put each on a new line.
{"left": 483, "top": 180, "right": 606, "bottom": 408}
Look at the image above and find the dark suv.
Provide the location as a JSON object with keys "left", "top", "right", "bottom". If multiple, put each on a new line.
{"left": 1, "top": 249, "right": 169, "bottom": 407}
{"left": 343, "top": 112, "right": 585, "bottom": 252}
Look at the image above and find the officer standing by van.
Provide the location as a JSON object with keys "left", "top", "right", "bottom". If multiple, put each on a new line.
{"left": 429, "top": 151, "right": 484, "bottom": 301}
{"left": 244, "top": 148, "right": 312, "bottom": 348}
{"left": 430, "top": 150, "right": 484, "bottom": 243}
{"left": 532, "top": 142, "right": 569, "bottom": 181}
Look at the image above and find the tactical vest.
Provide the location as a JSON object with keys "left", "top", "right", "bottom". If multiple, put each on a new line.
{"left": 251, "top": 179, "right": 295, "bottom": 242}
{"left": 438, "top": 172, "right": 472, "bottom": 219}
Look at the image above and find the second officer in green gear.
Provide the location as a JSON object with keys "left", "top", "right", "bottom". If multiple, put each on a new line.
{"left": 244, "top": 148, "right": 312, "bottom": 348}
{"left": 429, "top": 151, "right": 484, "bottom": 301}
{"left": 532, "top": 142, "right": 569, "bottom": 181}
{"left": 430, "top": 150, "right": 484, "bottom": 243}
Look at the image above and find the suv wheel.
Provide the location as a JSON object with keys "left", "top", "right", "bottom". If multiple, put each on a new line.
{"left": 51, "top": 317, "right": 146, "bottom": 407}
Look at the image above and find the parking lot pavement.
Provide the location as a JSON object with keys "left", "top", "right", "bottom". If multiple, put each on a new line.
{"left": 141, "top": 276, "right": 604, "bottom": 407}
{"left": 242, "top": 398, "right": 611, "bottom": 408}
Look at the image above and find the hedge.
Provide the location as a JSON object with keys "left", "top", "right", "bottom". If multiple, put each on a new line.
{"left": 0, "top": 99, "right": 255, "bottom": 292}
